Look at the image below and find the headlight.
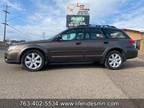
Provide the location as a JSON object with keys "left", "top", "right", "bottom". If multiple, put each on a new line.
{"left": 8, "top": 46, "right": 17, "bottom": 51}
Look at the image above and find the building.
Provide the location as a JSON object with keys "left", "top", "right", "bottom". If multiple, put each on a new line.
{"left": 123, "top": 29, "right": 144, "bottom": 53}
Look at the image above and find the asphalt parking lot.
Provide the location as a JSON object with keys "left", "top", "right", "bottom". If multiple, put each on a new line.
{"left": 0, "top": 51, "right": 144, "bottom": 99}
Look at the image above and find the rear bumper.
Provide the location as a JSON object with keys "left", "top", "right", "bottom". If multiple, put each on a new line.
{"left": 5, "top": 51, "right": 20, "bottom": 64}
{"left": 126, "top": 48, "right": 138, "bottom": 59}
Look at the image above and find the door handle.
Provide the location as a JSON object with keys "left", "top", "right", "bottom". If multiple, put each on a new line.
{"left": 104, "top": 41, "right": 109, "bottom": 44}
{"left": 76, "top": 42, "right": 81, "bottom": 45}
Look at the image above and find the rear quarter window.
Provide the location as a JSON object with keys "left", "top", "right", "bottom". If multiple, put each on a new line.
{"left": 104, "top": 29, "right": 130, "bottom": 39}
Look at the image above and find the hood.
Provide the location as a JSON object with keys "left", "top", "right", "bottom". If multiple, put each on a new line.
{"left": 14, "top": 39, "right": 52, "bottom": 45}
{"left": 25, "top": 40, "right": 50, "bottom": 44}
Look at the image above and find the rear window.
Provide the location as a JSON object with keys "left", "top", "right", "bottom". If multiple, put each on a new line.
{"left": 104, "top": 29, "right": 129, "bottom": 39}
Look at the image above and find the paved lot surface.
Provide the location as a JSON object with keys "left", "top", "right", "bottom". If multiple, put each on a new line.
{"left": 0, "top": 51, "right": 144, "bottom": 99}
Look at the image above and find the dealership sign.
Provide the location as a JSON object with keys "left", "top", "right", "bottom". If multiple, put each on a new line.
{"left": 66, "top": 15, "right": 90, "bottom": 28}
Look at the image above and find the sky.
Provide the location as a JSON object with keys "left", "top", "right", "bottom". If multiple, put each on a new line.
{"left": 0, "top": 0, "right": 144, "bottom": 41}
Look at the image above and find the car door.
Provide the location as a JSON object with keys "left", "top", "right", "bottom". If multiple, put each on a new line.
{"left": 48, "top": 28, "right": 86, "bottom": 62}
{"left": 83, "top": 28, "right": 107, "bottom": 61}
{"left": 103, "top": 28, "right": 131, "bottom": 48}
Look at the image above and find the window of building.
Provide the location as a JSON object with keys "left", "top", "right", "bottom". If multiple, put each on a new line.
{"left": 135, "top": 40, "right": 141, "bottom": 50}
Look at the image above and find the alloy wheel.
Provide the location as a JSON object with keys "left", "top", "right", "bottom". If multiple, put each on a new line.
{"left": 108, "top": 53, "right": 122, "bottom": 68}
{"left": 24, "top": 52, "right": 42, "bottom": 70}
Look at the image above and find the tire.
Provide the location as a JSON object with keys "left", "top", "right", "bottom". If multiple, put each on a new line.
{"left": 21, "top": 50, "right": 45, "bottom": 71}
{"left": 105, "top": 51, "right": 124, "bottom": 70}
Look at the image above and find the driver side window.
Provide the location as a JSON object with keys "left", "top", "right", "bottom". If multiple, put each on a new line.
{"left": 61, "top": 33, "right": 76, "bottom": 41}
{"left": 59, "top": 29, "right": 85, "bottom": 41}
{"left": 59, "top": 29, "right": 77, "bottom": 41}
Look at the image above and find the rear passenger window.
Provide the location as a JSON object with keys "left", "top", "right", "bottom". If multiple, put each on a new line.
{"left": 106, "top": 29, "right": 128, "bottom": 39}
{"left": 85, "top": 29, "right": 104, "bottom": 40}
{"left": 91, "top": 32, "right": 104, "bottom": 39}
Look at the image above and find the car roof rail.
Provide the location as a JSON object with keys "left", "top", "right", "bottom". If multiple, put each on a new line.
{"left": 69, "top": 24, "right": 116, "bottom": 29}
{"left": 76, "top": 25, "right": 116, "bottom": 28}
{"left": 89, "top": 24, "right": 116, "bottom": 28}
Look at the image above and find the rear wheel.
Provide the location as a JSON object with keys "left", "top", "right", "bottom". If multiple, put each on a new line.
{"left": 21, "top": 50, "right": 45, "bottom": 71}
{"left": 105, "top": 51, "right": 123, "bottom": 70}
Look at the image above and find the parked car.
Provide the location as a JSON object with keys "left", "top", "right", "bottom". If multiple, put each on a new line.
{"left": 5, "top": 25, "right": 138, "bottom": 71}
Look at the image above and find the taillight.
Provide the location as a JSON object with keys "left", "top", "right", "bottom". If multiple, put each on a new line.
{"left": 129, "top": 39, "right": 135, "bottom": 46}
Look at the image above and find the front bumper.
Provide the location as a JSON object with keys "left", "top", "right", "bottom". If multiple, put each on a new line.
{"left": 5, "top": 51, "right": 20, "bottom": 64}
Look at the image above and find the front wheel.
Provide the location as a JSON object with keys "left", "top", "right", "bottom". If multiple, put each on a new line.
{"left": 105, "top": 51, "right": 124, "bottom": 70}
{"left": 21, "top": 50, "right": 45, "bottom": 71}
